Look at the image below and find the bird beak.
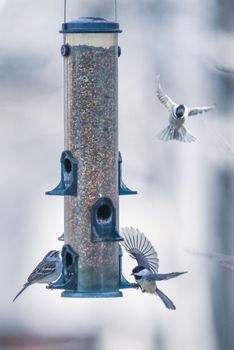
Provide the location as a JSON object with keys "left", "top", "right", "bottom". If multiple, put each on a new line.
{"left": 130, "top": 273, "right": 133, "bottom": 276}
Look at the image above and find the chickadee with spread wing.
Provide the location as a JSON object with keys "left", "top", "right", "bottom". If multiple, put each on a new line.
{"left": 156, "top": 75, "right": 216, "bottom": 142}
{"left": 13, "top": 250, "right": 62, "bottom": 302}
{"left": 121, "top": 227, "right": 187, "bottom": 310}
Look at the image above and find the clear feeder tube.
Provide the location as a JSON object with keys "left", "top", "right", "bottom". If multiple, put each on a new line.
{"left": 62, "top": 18, "right": 122, "bottom": 297}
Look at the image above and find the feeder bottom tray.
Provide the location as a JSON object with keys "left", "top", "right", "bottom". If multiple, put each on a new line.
{"left": 61, "top": 290, "right": 123, "bottom": 298}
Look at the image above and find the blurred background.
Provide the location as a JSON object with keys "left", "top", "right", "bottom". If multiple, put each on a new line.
{"left": 0, "top": 0, "right": 233, "bottom": 349}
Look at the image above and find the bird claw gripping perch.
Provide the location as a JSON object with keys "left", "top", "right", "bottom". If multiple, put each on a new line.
{"left": 46, "top": 282, "right": 55, "bottom": 290}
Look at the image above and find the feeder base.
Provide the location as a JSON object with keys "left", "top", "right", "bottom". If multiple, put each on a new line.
{"left": 61, "top": 290, "right": 123, "bottom": 298}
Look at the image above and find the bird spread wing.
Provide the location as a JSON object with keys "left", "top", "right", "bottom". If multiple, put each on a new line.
{"left": 27, "top": 260, "right": 58, "bottom": 284}
{"left": 188, "top": 105, "right": 216, "bottom": 116}
{"left": 146, "top": 271, "right": 187, "bottom": 281}
{"left": 120, "top": 227, "right": 159, "bottom": 273}
{"left": 156, "top": 75, "right": 176, "bottom": 111}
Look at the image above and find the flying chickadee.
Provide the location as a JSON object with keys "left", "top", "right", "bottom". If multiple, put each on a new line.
{"left": 156, "top": 75, "right": 216, "bottom": 142}
{"left": 13, "top": 250, "right": 62, "bottom": 302}
{"left": 121, "top": 227, "right": 187, "bottom": 310}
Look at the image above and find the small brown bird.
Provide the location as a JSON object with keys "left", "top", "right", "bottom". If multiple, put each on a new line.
{"left": 13, "top": 250, "right": 62, "bottom": 302}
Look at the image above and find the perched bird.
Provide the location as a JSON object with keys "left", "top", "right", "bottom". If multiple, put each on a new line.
{"left": 121, "top": 227, "right": 187, "bottom": 310}
{"left": 13, "top": 250, "right": 62, "bottom": 302}
{"left": 156, "top": 75, "right": 216, "bottom": 142}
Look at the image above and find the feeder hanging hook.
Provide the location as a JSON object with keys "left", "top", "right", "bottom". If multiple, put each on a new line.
{"left": 63, "top": 0, "right": 118, "bottom": 23}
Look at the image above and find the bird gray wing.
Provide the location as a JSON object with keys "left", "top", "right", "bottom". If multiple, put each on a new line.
{"left": 188, "top": 105, "right": 216, "bottom": 116}
{"left": 156, "top": 75, "right": 176, "bottom": 111}
{"left": 146, "top": 271, "right": 187, "bottom": 281}
{"left": 27, "top": 260, "right": 57, "bottom": 284}
{"left": 120, "top": 227, "right": 159, "bottom": 273}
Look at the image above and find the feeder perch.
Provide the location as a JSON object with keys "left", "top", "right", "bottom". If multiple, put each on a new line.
{"left": 58, "top": 233, "right": 64, "bottom": 241}
{"left": 46, "top": 151, "right": 78, "bottom": 196}
{"left": 118, "top": 152, "right": 137, "bottom": 195}
{"left": 47, "top": 14, "right": 137, "bottom": 298}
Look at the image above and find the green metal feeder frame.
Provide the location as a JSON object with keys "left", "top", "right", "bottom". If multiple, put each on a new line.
{"left": 46, "top": 17, "right": 137, "bottom": 298}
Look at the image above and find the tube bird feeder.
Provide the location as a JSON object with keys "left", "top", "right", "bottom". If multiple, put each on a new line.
{"left": 47, "top": 16, "right": 137, "bottom": 298}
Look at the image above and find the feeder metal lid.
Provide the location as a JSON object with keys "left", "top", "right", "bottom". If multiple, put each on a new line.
{"left": 60, "top": 17, "right": 122, "bottom": 33}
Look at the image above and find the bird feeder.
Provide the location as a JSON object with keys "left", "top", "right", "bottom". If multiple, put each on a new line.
{"left": 46, "top": 15, "right": 137, "bottom": 297}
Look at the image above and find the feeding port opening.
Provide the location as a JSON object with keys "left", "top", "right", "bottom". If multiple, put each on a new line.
{"left": 64, "top": 158, "right": 72, "bottom": 173}
{"left": 97, "top": 204, "right": 112, "bottom": 224}
{"left": 65, "top": 252, "right": 73, "bottom": 267}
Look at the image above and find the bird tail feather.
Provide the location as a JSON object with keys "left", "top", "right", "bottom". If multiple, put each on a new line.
{"left": 157, "top": 125, "right": 196, "bottom": 143}
{"left": 12, "top": 283, "right": 29, "bottom": 302}
{"left": 156, "top": 287, "right": 176, "bottom": 310}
